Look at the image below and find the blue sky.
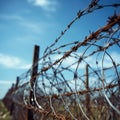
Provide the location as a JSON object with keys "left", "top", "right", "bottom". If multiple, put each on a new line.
{"left": 0, "top": 0, "right": 120, "bottom": 99}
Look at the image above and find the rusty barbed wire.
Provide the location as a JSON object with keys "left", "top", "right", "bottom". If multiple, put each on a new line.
{"left": 3, "top": 1, "right": 120, "bottom": 120}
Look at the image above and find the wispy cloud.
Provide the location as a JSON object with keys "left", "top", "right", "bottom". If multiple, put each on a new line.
{"left": 0, "top": 14, "right": 47, "bottom": 34}
{"left": 0, "top": 14, "right": 23, "bottom": 21}
{"left": 0, "top": 53, "right": 31, "bottom": 69}
{"left": 0, "top": 10, "right": 58, "bottom": 33}
{"left": 27, "top": 0, "right": 58, "bottom": 12}
{"left": 0, "top": 80, "right": 15, "bottom": 99}
{"left": 52, "top": 53, "right": 89, "bottom": 69}
{"left": 0, "top": 80, "right": 14, "bottom": 85}
{"left": 96, "top": 51, "right": 120, "bottom": 68}
{"left": 52, "top": 51, "right": 120, "bottom": 70}
{"left": 19, "top": 21, "right": 44, "bottom": 34}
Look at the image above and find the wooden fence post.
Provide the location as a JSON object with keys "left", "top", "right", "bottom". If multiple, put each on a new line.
{"left": 28, "top": 45, "right": 40, "bottom": 120}
{"left": 85, "top": 64, "right": 91, "bottom": 116}
{"left": 15, "top": 76, "right": 19, "bottom": 89}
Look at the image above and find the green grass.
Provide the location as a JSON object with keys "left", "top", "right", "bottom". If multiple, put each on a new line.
{"left": 0, "top": 100, "right": 11, "bottom": 120}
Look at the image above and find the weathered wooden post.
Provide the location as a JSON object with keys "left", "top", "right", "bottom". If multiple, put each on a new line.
{"left": 85, "top": 64, "right": 90, "bottom": 116}
{"left": 28, "top": 45, "right": 40, "bottom": 120}
{"left": 15, "top": 76, "right": 20, "bottom": 89}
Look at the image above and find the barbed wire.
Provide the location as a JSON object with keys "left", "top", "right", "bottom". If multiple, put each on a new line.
{"left": 3, "top": 1, "right": 120, "bottom": 120}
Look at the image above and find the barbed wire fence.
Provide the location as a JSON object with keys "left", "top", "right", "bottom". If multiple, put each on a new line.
{"left": 3, "top": 0, "right": 120, "bottom": 120}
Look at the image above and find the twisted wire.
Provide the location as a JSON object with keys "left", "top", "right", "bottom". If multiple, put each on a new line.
{"left": 4, "top": 1, "right": 120, "bottom": 120}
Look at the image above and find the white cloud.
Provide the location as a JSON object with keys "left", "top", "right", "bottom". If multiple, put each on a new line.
{"left": 0, "top": 53, "right": 31, "bottom": 69}
{"left": 52, "top": 53, "right": 89, "bottom": 69}
{"left": 0, "top": 80, "right": 15, "bottom": 99}
{"left": 51, "top": 51, "right": 120, "bottom": 70}
{"left": 27, "top": 0, "right": 58, "bottom": 12}
{"left": 0, "top": 14, "right": 39, "bottom": 31}
{"left": 106, "top": 52, "right": 120, "bottom": 65}
{"left": 19, "top": 21, "right": 43, "bottom": 34}
{"left": 0, "top": 14, "right": 23, "bottom": 21}
{"left": 97, "top": 52, "right": 120, "bottom": 68}
{"left": 0, "top": 80, "right": 13, "bottom": 85}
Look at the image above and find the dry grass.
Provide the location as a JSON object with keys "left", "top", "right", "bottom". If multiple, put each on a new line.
{"left": 0, "top": 100, "right": 11, "bottom": 120}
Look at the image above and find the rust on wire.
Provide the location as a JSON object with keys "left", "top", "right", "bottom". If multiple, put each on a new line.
{"left": 3, "top": 1, "right": 120, "bottom": 120}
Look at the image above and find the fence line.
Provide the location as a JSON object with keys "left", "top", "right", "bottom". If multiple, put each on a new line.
{"left": 3, "top": 1, "right": 120, "bottom": 120}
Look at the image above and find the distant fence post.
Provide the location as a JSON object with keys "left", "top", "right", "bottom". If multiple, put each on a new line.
{"left": 28, "top": 45, "right": 40, "bottom": 120}
{"left": 85, "top": 64, "right": 91, "bottom": 116}
{"left": 15, "top": 76, "right": 20, "bottom": 89}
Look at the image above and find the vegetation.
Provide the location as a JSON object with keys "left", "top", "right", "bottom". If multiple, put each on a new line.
{"left": 2, "top": 0, "right": 120, "bottom": 119}
{"left": 0, "top": 100, "right": 11, "bottom": 120}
